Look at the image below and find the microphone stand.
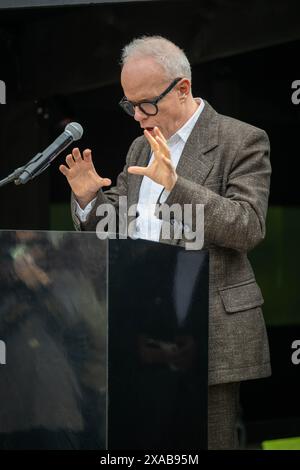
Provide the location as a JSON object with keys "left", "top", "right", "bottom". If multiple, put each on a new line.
{"left": 0, "top": 152, "right": 46, "bottom": 188}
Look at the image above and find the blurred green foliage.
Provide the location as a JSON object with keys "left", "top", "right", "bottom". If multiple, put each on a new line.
{"left": 250, "top": 206, "right": 300, "bottom": 326}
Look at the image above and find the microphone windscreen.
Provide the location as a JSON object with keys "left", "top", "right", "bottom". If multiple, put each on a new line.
{"left": 65, "top": 122, "right": 83, "bottom": 141}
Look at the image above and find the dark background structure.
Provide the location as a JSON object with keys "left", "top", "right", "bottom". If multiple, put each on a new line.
{"left": 1, "top": 0, "right": 300, "bottom": 448}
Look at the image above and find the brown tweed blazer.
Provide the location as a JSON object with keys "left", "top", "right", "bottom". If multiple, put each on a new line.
{"left": 71, "top": 100, "right": 272, "bottom": 385}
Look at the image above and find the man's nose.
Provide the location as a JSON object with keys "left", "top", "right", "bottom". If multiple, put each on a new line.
{"left": 133, "top": 106, "right": 146, "bottom": 122}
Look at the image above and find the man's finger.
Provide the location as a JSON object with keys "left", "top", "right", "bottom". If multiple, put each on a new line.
{"left": 59, "top": 164, "right": 70, "bottom": 176}
{"left": 100, "top": 177, "right": 112, "bottom": 187}
{"left": 83, "top": 149, "right": 92, "bottom": 162}
{"left": 72, "top": 147, "right": 82, "bottom": 161}
{"left": 144, "top": 129, "right": 160, "bottom": 153}
{"left": 65, "top": 155, "right": 75, "bottom": 168}
{"left": 155, "top": 136, "right": 171, "bottom": 159}
{"left": 154, "top": 126, "right": 167, "bottom": 143}
{"left": 128, "top": 166, "right": 149, "bottom": 176}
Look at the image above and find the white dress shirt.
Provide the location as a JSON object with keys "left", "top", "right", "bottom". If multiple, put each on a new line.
{"left": 76, "top": 98, "right": 205, "bottom": 242}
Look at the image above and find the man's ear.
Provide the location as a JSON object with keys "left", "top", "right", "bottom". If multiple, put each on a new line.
{"left": 178, "top": 79, "right": 191, "bottom": 97}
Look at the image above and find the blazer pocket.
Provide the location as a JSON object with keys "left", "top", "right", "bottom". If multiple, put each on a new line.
{"left": 218, "top": 279, "right": 264, "bottom": 314}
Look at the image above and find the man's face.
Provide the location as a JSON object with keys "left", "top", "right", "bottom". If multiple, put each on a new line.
{"left": 121, "top": 57, "right": 183, "bottom": 140}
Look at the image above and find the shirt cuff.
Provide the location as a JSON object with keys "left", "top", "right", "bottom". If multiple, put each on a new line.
{"left": 75, "top": 197, "right": 97, "bottom": 222}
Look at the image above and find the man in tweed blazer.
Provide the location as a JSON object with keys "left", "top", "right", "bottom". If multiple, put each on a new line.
{"left": 60, "top": 36, "right": 271, "bottom": 449}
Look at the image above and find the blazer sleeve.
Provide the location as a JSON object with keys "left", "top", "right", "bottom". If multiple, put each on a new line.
{"left": 162, "top": 128, "right": 271, "bottom": 252}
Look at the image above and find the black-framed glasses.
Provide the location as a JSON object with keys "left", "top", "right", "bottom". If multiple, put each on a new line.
{"left": 119, "top": 77, "right": 182, "bottom": 117}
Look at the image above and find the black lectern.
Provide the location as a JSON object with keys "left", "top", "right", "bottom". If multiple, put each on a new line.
{"left": 0, "top": 231, "right": 208, "bottom": 450}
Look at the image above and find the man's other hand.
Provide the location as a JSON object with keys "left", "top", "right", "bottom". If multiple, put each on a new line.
{"left": 128, "top": 127, "right": 178, "bottom": 191}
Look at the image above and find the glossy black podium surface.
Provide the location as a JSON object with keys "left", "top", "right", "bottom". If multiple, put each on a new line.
{"left": 0, "top": 231, "right": 208, "bottom": 449}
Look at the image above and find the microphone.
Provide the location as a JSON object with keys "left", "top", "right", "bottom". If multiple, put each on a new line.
{"left": 16, "top": 122, "right": 83, "bottom": 185}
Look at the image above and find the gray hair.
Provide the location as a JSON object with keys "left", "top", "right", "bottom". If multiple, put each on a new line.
{"left": 120, "top": 35, "right": 192, "bottom": 82}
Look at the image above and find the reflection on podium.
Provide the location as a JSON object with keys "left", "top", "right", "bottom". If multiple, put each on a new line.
{"left": 0, "top": 231, "right": 208, "bottom": 449}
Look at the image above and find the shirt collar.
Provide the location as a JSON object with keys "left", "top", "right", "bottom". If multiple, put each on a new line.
{"left": 167, "top": 98, "right": 205, "bottom": 146}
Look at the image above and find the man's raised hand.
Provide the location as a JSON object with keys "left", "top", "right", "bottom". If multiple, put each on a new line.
{"left": 128, "top": 127, "right": 178, "bottom": 191}
{"left": 59, "top": 148, "right": 111, "bottom": 209}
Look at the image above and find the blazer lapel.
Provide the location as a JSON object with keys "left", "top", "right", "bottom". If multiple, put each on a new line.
{"left": 176, "top": 100, "right": 219, "bottom": 185}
